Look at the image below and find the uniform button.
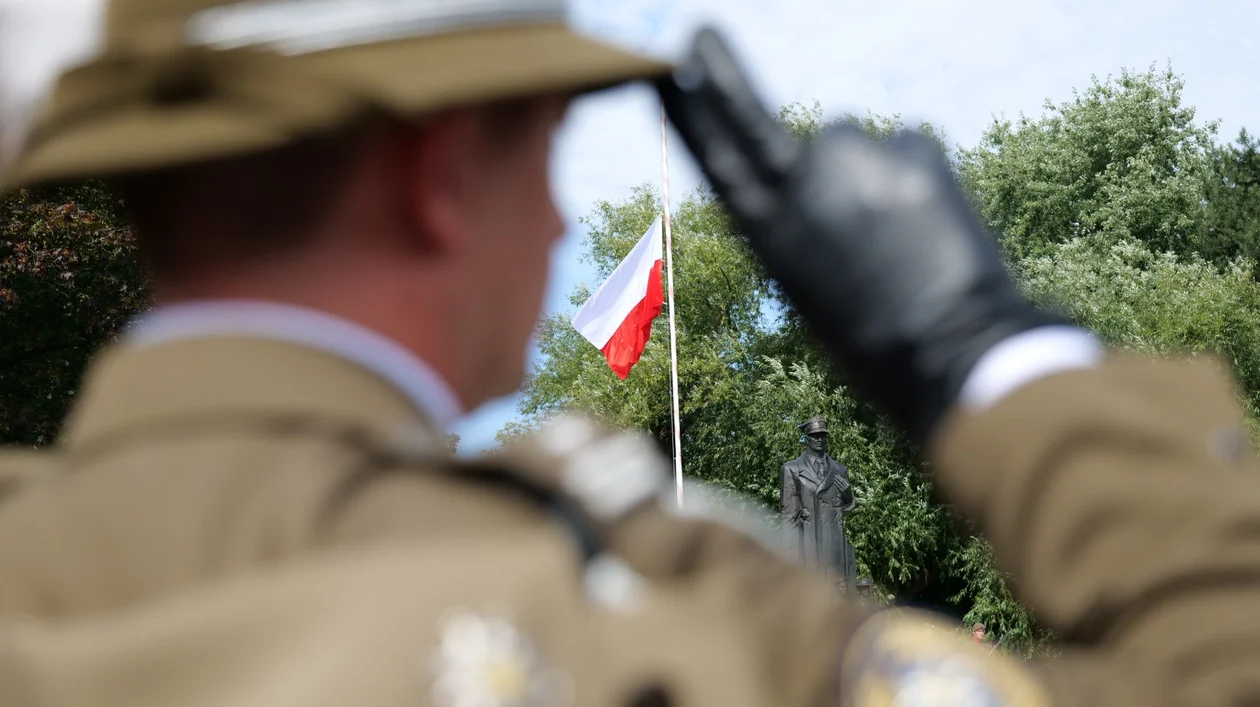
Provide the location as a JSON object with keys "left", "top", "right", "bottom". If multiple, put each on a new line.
{"left": 583, "top": 554, "right": 647, "bottom": 614}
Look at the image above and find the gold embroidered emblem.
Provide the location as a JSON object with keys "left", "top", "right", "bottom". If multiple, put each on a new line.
{"left": 843, "top": 613, "right": 1050, "bottom": 707}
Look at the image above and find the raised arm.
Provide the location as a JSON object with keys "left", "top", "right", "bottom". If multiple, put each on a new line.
{"left": 932, "top": 354, "right": 1260, "bottom": 704}
{"left": 658, "top": 27, "right": 1260, "bottom": 705}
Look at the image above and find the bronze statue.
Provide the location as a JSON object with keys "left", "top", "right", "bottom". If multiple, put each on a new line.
{"left": 780, "top": 417, "right": 857, "bottom": 590}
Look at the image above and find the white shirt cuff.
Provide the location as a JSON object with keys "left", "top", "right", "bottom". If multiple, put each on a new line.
{"left": 958, "top": 326, "right": 1104, "bottom": 410}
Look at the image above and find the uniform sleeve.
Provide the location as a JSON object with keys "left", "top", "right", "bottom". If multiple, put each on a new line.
{"left": 781, "top": 463, "right": 801, "bottom": 521}
{"left": 836, "top": 464, "right": 854, "bottom": 508}
{"left": 929, "top": 355, "right": 1260, "bottom": 705}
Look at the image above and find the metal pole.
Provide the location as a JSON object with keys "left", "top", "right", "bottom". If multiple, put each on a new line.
{"left": 660, "top": 101, "right": 684, "bottom": 507}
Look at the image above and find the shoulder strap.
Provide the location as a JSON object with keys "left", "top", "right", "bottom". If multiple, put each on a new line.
{"left": 52, "top": 409, "right": 777, "bottom": 580}
{"left": 57, "top": 410, "right": 619, "bottom": 567}
{"left": 338, "top": 421, "right": 615, "bottom": 565}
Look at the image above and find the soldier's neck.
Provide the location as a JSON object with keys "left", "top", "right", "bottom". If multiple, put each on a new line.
{"left": 149, "top": 257, "right": 473, "bottom": 410}
{"left": 806, "top": 449, "right": 826, "bottom": 461}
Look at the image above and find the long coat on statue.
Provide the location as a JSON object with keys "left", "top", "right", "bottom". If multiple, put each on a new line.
{"left": 780, "top": 453, "right": 857, "bottom": 586}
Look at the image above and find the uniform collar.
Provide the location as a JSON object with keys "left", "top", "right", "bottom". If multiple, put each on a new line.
{"left": 127, "top": 300, "right": 463, "bottom": 429}
{"left": 800, "top": 453, "right": 830, "bottom": 481}
{"left": 60, "top": 301, "right": 464, "bottom": 447}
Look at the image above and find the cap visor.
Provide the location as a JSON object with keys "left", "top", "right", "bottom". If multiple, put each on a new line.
{"left": 319, "top": 23, "right": 674, "bottom": 112}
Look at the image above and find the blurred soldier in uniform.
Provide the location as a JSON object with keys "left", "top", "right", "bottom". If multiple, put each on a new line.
{"left": 2, "top": 2, "right": 1260, "bottom": 707}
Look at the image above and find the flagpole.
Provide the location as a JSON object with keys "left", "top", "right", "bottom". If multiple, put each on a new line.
{"left": 660, "top": 101, "right": 684, "bottom": 507}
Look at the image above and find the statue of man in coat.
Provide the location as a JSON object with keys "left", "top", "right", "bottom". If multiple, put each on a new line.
{"left": 780, "top": 417, "right": 858, "bottom": 590}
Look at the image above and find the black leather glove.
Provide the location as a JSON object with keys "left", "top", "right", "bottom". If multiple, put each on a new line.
{"left": 656, "top": 29, "right": 1064, "bottom": 445}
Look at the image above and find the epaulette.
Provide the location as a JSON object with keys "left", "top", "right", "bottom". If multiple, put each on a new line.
{"left": 374, "top": 416, "right": 670, "bottom": 555}
{"left": 49, "top": 408, "right": 644, "bottom": 572}
{"left": 483, "top": 416, "right": 670, "bottom": 521}
{"left": 348, "top": 415, "right": 673, "bottom": 613}
{"left": 488, "top": 417, "right": 788, "bottom": 558}
{"left": 51, "top": 409, "right": 775, "bottom": 613}
{"left": 46, "top": 409, "right": 668, "bottom": 570}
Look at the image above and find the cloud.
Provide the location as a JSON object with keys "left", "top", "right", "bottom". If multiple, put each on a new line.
{"left": 452, "top": 0, "right": 1260, "bottom": 453}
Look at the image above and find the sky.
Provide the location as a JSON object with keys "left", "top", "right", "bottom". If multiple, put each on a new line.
{"left": 450, "top": 0, "right": 1260, "bottom": 455}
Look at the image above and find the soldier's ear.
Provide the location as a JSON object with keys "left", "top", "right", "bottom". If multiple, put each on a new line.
{"left": 391, "top": 112, "right": 482, "bottom": 258}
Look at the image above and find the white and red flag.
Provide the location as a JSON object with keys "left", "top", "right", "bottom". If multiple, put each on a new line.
{"left": 571, "top": 217, "right": 665, "bottom": 379}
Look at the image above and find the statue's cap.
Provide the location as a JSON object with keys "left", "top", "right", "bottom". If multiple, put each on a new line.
{"left": 798, "top": 417, "right": 828, "bottom": 435}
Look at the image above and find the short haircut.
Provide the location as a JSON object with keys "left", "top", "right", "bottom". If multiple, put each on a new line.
{"left": 117, "top": 125, "right": 369, "bottom": 279}
{"left": 972, "top": 623, "right": 986, "bottom": 632}
{"left": 117, "top": 96, "right": 551, "bottom": 280}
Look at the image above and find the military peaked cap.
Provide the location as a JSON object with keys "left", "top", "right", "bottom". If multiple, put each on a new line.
{"left": 0, "top": 0, "right": 671, "bottom": 188}
{"left": 799, "top": 417, "right": 828, "bottom": 435}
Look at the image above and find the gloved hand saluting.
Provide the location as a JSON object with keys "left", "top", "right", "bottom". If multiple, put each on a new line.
{"left": 657, "top": 29, "right": 1077, "bottom": 446}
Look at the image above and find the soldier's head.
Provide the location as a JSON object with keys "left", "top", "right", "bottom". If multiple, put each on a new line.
{"left": 115, "top": 95, "right": 574, "bottom": 409}
{"left": 799, "top": 417, "right": 828, "bottom": 453}
{"left": 0, "top": 0, "right": 669, "bottom": 412}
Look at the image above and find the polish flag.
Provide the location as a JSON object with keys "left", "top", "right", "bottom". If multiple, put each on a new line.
{"left": 572, "top": 217, "right": 665, "bottom": 379}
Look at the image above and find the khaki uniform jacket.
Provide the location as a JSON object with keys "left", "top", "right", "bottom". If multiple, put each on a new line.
{"left": 0, "top": 338, "right": 1257, "bottom": 706}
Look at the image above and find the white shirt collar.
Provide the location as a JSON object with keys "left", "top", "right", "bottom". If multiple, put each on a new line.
{"left": 125, "top": 300, "right": 464, "bottom": 430}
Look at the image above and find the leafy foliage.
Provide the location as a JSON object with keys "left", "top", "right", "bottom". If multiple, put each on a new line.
{"left": 1199, "top": 129, "right": 1260, "bottom": 269}
{"left": 958, "top": 65, "right": 1218, "bottom": 260}
{"left": 0, "top": 182, "right": 149, "bottom": 446}
{"left": 1021, "top": 238, "right": 1260, "bottom": 426}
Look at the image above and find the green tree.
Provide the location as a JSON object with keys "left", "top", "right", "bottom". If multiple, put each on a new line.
{"left": 1198, "top": 129, "right": 1260, "bottom": 269}
{"left": 0, "top": 182, "right": 149, "bottom": 445}
{"left": 1020, "top": 237, "right": 1260, "bottom": 425}
{"left": 959, "top": 65, "right": 1219, "bottom": 260}
{"left": 778, "top": 101, "right": 951, "bottom": 149}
